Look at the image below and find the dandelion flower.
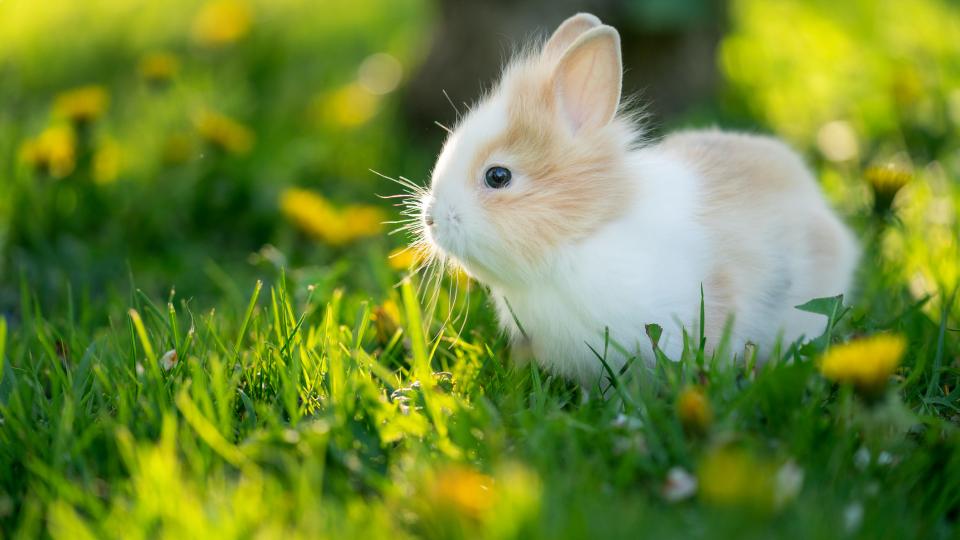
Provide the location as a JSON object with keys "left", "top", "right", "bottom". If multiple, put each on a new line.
{"left": 451, "top": 267, "right": 471, "bottom": 288}
{"left": 819, "top": 334, "right": 906, "bottom": 396}
{"left": 371, "top": 299, "right": 401, "bottom": 344}
{"left": 139, "top": 52, "right": 179, "bottom": 84}
{"left": 53, "top": 85, "right": 109, "bottom": 124}
{"left": 676, "top": 386, "right": 712, "bottom": 433}
{"left": 428, "top": 465, "right": 494, "bottom": 520}
{"left": 192, "top": 0, "right": 252, "bottom": 46}
{"left": 317, "top": 83, "right": 380, "bottom": 128}
{"left": 388, "top": 247, "right": 424, "bottom": 271}
{"left": 280, "top": 187, "right": 338, "bottom": 236}
{"left": 698, "top": 446, "right": 775, "bottom": 509}
{"left": 864, "top": 164, "right": 911, "bottom": 214}
{"left": 195, "top": 110, "right": 254, "bottom": 155}
{"left": 340, "top": 205, "right": 385, "bottom": 235}
{"left": 93, "top": 138, "right": 121, "bottom": 184}
{"left": 19, "top": 125, "right": 76, "bottom": 178}
{"left": 279, "top": 188, "right": 385, "bottom": 246}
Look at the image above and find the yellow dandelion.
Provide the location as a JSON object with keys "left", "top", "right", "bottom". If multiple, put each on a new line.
{"left": 428, "top": 465, "right": 495, "bottom": 521}
{"left": 864, "top": 164, "right": 911, "bottom": 214}
{"left": 20, "top": 125, "right": 76, "bottom": 179}
{"left": 139, "top": 52, "right": 179, "bottom": 84}
{"left": 192, "top": 0, "right": 252, "bottom": 46}
{"left": 388, "top": 247, "right": 424, "bottom": 271}
{"left": 676, "top": 386, "right": 712, "bottom": 433}
{"left": 819, "top": 334, "right": 906, "bottom": 396}
{"left": 53, "top": 85, "right": 109, "bottom": 124}
{"left": 371, "top": 299, "right": 401, "bottom": 344}
{"left": 317, "top": 83, "right": 380, "bottom": 128}
{"left": 698, "top": 446, "right": 775, "bottom": 509}
{"left": 195, "top": 110, "right": 254, "bottom": 155}
{"left": 451, "top": 266, "right": 471, "bottom": 288}
{"left": 279, "top": 188, "right": 384, "bottom": 246}
{"left": 93, "top": 138, "right": 121, "bottom": 184}
{"left": 340, "top": 205, "right": 386, "bottom": 237}
{"left": 280, "top": 187, "right": 338, "bottom": 236}
{"left": 19, "top": 140, "right": 42, "bottom": 168}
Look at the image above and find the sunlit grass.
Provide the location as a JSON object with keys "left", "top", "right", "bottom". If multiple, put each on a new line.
{"left": 1, "top": 0, "right": 959, "bottom": 538}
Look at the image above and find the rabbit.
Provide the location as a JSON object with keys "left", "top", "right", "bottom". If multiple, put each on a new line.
{"left": 416, "top": 13, "right": 859, "bottom": 385}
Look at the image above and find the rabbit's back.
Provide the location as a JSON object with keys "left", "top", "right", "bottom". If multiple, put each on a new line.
{"left": 659, "top": 130, "right": 859, "bottom": 350}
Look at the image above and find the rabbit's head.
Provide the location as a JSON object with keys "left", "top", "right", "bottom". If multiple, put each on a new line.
{"left": 420, "top": 13, "right": 640, "bottom": 288}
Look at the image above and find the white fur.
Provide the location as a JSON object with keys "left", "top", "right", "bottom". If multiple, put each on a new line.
{"left": 490, "top": 150, "right": 710, "bottom": 383}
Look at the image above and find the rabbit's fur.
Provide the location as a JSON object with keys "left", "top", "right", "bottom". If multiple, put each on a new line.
{"left": 418, "top": 13, "right": 859, "bottom": 384}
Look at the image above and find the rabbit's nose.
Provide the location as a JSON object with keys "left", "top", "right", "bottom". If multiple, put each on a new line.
{"left": 424, "top": 203, "right": 435, "bottom": 227}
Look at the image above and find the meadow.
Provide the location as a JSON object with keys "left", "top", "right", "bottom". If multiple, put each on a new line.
{"left": 1, "top": 0, "right": 959, "bottom": 538}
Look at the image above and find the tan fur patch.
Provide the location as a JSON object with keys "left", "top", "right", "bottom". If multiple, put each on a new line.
{"left": 661, "top": 130, "right": 806, "bottom": 209}
{"left": 468, "top": 56, "right": 635, "bottom": 265}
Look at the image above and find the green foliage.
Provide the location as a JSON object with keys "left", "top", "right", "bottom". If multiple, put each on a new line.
{"left": 0, "top": 0, "right": 433, "bottom": 305}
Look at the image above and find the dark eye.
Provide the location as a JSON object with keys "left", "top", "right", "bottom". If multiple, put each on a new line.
{"left": 484, "top": 166, "right": 512, "bottom": 189}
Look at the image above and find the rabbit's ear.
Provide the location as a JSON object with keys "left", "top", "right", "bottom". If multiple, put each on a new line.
{"left": 552, "top": 25, "right": 622, "bottom": 133}
{"left": 543, "top": 13, "right": 601, "bottom": 59}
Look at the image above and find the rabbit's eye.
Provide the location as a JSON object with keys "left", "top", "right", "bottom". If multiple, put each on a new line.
{"left": 484, "top": 166, "right": 512, "bottom": 189}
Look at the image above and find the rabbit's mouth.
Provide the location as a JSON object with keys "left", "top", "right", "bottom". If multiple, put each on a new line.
{"left": 424, "top": 218, "right": 491, "bottom": 281}
{"left": 422, "top": 196, "right": 463, "bottom": 252}
{"left": 424, "top": 218, "right": 463, "bottom": 262}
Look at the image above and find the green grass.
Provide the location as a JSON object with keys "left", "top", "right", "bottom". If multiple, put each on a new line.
{"left": 2, "top": 0, "right": 960, "bottom": 538}
{"left": 1, "top": 246, "right": 958, "bottom": 538}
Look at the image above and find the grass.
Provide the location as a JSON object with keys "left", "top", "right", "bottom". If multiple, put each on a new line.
{"left": 1, "top": 241, "right": 958, "bottom": 538}
{"left": 2, "top": 0, "right": 960, "bottom": 537}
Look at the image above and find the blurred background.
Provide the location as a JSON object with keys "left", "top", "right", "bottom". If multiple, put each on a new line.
{"left": 1, "top": 0, "right": 958, "bottom": 320}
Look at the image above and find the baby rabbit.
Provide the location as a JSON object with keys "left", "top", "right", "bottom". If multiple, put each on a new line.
{"left": 417, "top": 13, "right": 859, "bottom": 384}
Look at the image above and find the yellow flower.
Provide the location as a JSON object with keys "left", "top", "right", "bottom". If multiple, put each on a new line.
{"left": 195, "top": 110, "right": 254, "bottom": 155}
{"left": 139, "top": 52, "right": 179, "bottom": 84}
{"left": 316, "top": 83, "right": 380, "bottom": 128}
{"left": 20, "top": 125, "right": 76, "bottom": 178}
{"left": 451, "top": 267, "right": 471, "bottom": 288}
{"left": 676, "top": 386, "right": 712, "bottom": 433}
{"left": 192, "top": 0, "right": 252, "bottom": 46}
{"left": 819, "top": 334, "right": 906, "bottom": 396}
{"left": 93, "top": 138, "right": 121, "bottom": 184}
{"left": 698, "top": 446, "right": 775, "bottom": 509}
{"left": 371, "top": 299, "right": 401, "bottom": 345}
{"left": 53, "top": 85, "right": 109, "bottom": 124}
{"left": 428, "top": 465, "right": 494, "bottom": 520}
{"left": 388, "top": 247, "right": 423, "bottom": 271}
{"left": 414, "top": 462, "right": 540, "bottom": 537}
{"left": 280, "top": 187, "right": 338, "bottom": 235}
{"left": 340, "top": 205, "right": 385, "bottom": 238}
{"left": 279, "top": 188, "right": 385, "bottom": 246}
{"left": 864, "top": 164, "right": 911, "bottom": 214}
